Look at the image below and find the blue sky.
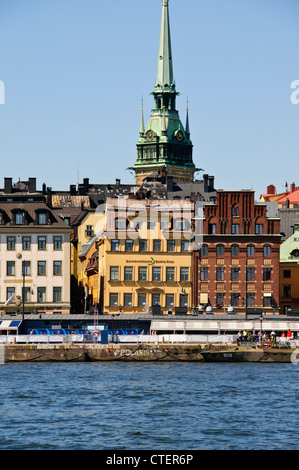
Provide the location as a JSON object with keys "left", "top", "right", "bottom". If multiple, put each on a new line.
{"left": 0, "top": 0, "right": 298, "bottom": 199}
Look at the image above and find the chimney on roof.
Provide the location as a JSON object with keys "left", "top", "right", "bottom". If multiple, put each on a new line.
{"left": 83, "top": 178, "right": 89, "bottom": 192}
{"left": 70, "top": 185, "right": 76, "bottom": 195}
{"left": 208, "top": 176, "right": 214, "bottom": 191}
{"left": 267, "top": 184, "right": 276, "bottom": 195}
{"left": 203, "top": 174, "right": 209, "bottom": 193}
{"left": 28, "top": 177, "right": 36, "bottom": 193}
{"left": 290, "top": 183, "right": 295, "bottom": 193}
{"left": 4, "top": 177, "right": 12, "bottom": 194}
{"left": 115, "top": 178, "right": 121, "bottom": 186}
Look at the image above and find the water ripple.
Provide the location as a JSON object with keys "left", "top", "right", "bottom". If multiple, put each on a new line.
{"left": 0, "top": 362, "right": 298, "bottom": 449}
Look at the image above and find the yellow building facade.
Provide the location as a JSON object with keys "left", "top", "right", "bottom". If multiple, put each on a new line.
{"left": 79, "top": 197, "right": 195, "bottom": 315}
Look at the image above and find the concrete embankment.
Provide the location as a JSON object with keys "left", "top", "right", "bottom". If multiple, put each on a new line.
{"left": 2, "top": 343, "right": 205, "bottom": 363}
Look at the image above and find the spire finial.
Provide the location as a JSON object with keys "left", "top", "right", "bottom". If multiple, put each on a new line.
{"left": 186, "top": 97, "right": 190, "bottom": 138}
{"left": 140, "top": 95, "right": 145, "bottom": 135}
{"left": 156, "top": 0, "right": 174, "bottom": 89}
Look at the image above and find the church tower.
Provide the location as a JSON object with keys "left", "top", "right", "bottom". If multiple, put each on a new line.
{"left": 132, "top": 0, "right": 198, "bottom": 185}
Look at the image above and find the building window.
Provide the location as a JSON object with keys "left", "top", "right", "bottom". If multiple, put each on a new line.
{"left": 181, "top": 240, "right": 190, "bottom": 252}
{"left": 200, "top": 244, "right": 208, "bottom": 257}
{"left": 53, "top": 236, "right": 62, "bottom": 250}
{"left": 138, "top": 293, "right": 146, "bottom": 307}
{"left": 216, "top": 244, "right": 224, "bottom": 257}
{"left": 263, "top": 268, "right": 271, "bottom": 281}
{"left": 53, "top": 287, "right": 62, "bottom": 302}
{"left": 180, "top": 267, "right": 189, "bottom": 282}
{"left": 246, "top": 293, "right": 255, "bottom": 307}
{"left": 152, "top": 267, "right": 161, "bottom": 281}
{"left": 85, "top": 225, "right": 94, "bottom": 237}
{"left": 180, "top": 294, "right": 188, "bottom": 307}
{"left": 111, "top": 239, "right": 119, "bottom": 251}
{"left": 124, "top": 293, "right": 132, "bottom": 307}
{"left": 246, "top": 267, "right": 255, "bottom": 281}
{"left": 124, "top": 267, "right": 133, "bottom": 281}
{"left": 38, "top": 212, "right": 47, "bottom": 225}
{"left": 6, "top": 287, "right": 15, "bottom": 301}
{"left": 166, "top": 294, "right": 174, "bottom": 307}
{"left": 139, "top": 239, "right": 147, "bottom": 252}
{"left": 15, "top": 212, "right": 24, "bottom": 225}
{"left": 147, "top": 221, "right": 155, "bottom": 230}
{"left": 7, "top": 261, "right": 15, "bottom": 276}
{"left": 283, "top": 270, "right": 291, "bottom": 279}
{"left": 53, "top": 261, "right": 62, "bottom": 276}
{"left": 38, "top": 261, "right": 46, "bottom": 276}
{"left": 231, "top": 293, "right": 240, "bottom": 306}
{"left": 125, "top": 239, "right": 134, "bottom": 251}
{"left": 175, "top": 219, "right": 187, "bottom": 230}
{"left": 255, "top": 224, "right": 263, "bottom": 234}
{"left": 283, "top": 285, "right": 291, "bottom": 298}
{"left": 263, "top": 296, "right": 272, "bottom": 307}
{"left": 153, "top": 240, "right": 161, "bottom": 252}
{"left": 110, "top": 266, "right": 119, "bottom": 281}
{"left": 152, "top": 294, "right": 160, "bottom": 306}
{"left": 209, "top": 223, "right": 216, "bottom": 234}
{"left": 7, "top": 236, "right": 15, "bottom": 250}
{"left": 247, "top": 245, "right": 255, "bottom": 257}
{"left": 216, "top": 267, "right": 224, "bottom": 281}
{"left": 38, "top": 236, "right": 47, "bottom": 250}
{"left": 231, "top": 244, "right": 239, "bottom": 257}
{"left": 160, "top": 220, "right": 169, "bottom": 230}
{"left": 115, "top": 218, "right": 126, "bottom": 230}
{"left": 166, "top": 267, "right": 175, "bottom": 282}
{"left": 167, "top": 240, "right": 175, "bottom": 252}
{"left": 22, "top": 261, "right": 31, "bottom": 276}
{"left": 37, "top": 287, "right": 46, "bottom": 303}
{"left": 263, "top": 245, "right": 271, "bottom": 257}
{"left": 216, "top": 293, "right": 224, "bottom": 306}
{"left": 23, "top": 287, "right": 31, "bottom": 302}
{"left": 138, "top": 267, "right": 147, "bottom": 281}
{"left": 110, "top": 293, "right": 118, "bottom": 306}
{"left": 200, "top": 267, "right": 208, "bottom": 281}
{"left": 231, "top": 268, "right": 239, "bottom": 281}
{"left": 22, "top": 236, "right": 31, "bottom": 250}
{"left": 232, "top": 224, "right": 239, "bottom": 234}
{"left": 232, "top": 206, "right": 239, "bottom": 217}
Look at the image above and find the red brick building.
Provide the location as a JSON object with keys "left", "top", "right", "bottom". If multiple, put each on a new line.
{"left": 193, "top": 190, "right": 281, "bottom": 314}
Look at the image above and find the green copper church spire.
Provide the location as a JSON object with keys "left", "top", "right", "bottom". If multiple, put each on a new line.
{"left": 132, "top": 0, "right": 198, "bottom": 185}
{"left": 156, "top": 0, "right": 174, "bottom": 91}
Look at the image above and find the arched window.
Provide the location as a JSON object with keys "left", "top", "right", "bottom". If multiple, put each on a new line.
{"left": 232, "top": 205, "right": 239, "bottom": 217}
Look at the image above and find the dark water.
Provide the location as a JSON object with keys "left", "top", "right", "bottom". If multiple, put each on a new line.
{"left": 0, "top": 362, "right": 298, "bottom": 450}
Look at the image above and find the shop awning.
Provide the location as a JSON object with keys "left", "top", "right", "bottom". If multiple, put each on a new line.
{"left": 0, "top": 320, "right": 21, "bottom": 330}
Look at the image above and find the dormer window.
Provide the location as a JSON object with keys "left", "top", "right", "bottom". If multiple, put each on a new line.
{"left": 38, "top": 212, "right": 47, "bottom": 225}
{"left": 15, "top": 211, "right": 24, "bottom": 225}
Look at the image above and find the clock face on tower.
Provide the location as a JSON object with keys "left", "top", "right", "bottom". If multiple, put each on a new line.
{"left": 176, "top": 130, "right": 184, "bottom": 142}
{"left": 146, "top": 130, "right": 154, "bottom": 141}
